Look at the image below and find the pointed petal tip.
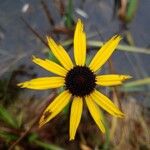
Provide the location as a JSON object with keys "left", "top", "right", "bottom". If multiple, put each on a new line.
{"left": 121, "top": 75, "right": 133, "bottom": 83}
{"left": 117, "top": 112, "right": 125, "bottom": 118}
{"left": 113, "top": 34, "right": 122, "bottom": 40}
{"left": 17, "top": 83, "right": 23, "bottom": 87}
{"left": 46, "top": 36, "right": 54, "bottom": 45}
{"left": 32, "top": 55, "right": 40, "bottom": 63}
{"left": 100, "top": 127, "right": 106, "bottom": 133}
{"left": 69, "top": 137, "right": 75, "bottom": 141}
{"left": 125, "top": 75, "right": 132, "bottom": 80}
{"left": 38, "top": 123, "right": 43, "bottom": 128}
{"left": 76, "top": 18, "right": 83, "bottom": 30}
{"left": 77, "top": 18, "right": 82, "bottom": 23}
{"left": 32, "top": 55, "right": 36, "bottom": 59}
{"left": 39, "top": 117, "right": 46, "bottom": 128}
{"left": 98, "top": 121, "right": 106, "bottom": 133}
{"left": 120, "top": 75, "right": 133, "bottom": 82}
{"left": 46, "top": 35, "right": 51, "bottom": 41}
{"left": 102, "top": 129, "right": 106, "bottom": 133}
{"left": 39, "top": 122, "right": 44, "bottom": 128}
{"left": 17, "top": 82, "right": 26, "bottom": 88}
{"left": 111, "top": 35, "right": 122, "bottom": 44}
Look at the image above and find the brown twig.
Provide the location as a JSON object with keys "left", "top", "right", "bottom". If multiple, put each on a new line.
{"left": 20, "top": 17, "right": 49, "bottom": 48}
{"left": 41, "top": 0, "right": 55, "bottom": 26}
{"left": 54, "top": 0, "right": 65, "bottom": 17}
{"left": 8, "top": 92, "right": 56, "bottom": 150}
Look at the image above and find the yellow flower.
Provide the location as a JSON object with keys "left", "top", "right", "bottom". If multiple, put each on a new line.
{"left": 18, "top": 19, "right": 131, "bottom": 140}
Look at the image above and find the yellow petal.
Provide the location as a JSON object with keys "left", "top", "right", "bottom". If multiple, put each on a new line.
{"left": 47, "top": 37, "right": 73, "bottom": 70}
{"left": 39, "top": 90, "right": 71, "bottom": 127}
{"left": 18, "top": 77, "right": 65, "bottom": 90}
{"left": 74, "top": 19, "right": 86, "bottom": 66}
{"left": 32, "top": 56, "right": 67, "bottom": 77}
{"left": 69, "top": 97, "right": 83, "bottom": 140}
{"left": 85, "top": 96, "right": 105, "bottom": 133}
{"left": 96, "top": 74, "right": 132, "bottom": 86}
{"left": 89, "top": 35, "right": 122, "bottom": 72}
{"left": 90, "top": 90, "right": 124, "bottom": 117}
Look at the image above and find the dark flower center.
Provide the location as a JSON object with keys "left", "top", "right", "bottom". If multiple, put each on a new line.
{"left": 65, "top": 66, "right": 96, "bottom": 97}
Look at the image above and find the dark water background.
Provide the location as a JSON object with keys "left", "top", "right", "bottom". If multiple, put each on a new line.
{"left": 0, "top": 0, "right": 149, "bottom": 105}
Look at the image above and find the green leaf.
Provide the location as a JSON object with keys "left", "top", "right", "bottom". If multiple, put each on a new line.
{"left": 64, "top": 0, "right": 74, "bottom": 28}
{"left": 101, "top": 111, "right": 110, "bottom": 150}
{"left": 47, "top": 51, "right": 60, "bottom": 64}
{"left": 125, "top": 0, "right": 138, "bottom": 23}
{"left": 0, "top": 131, "right": 18, "bottom": 142}
{"left": 0, "top": 105, "right": 19, "bottom": 129}
{"left": 62, "top": 101, "right": 71, "bottom": 115}
{"left": 28, "top": 133, "right": 39, "bottom": 142}
{"left": 85, "top": 54, "right": 93, "bottom": 66}
{"left": 28, "top": 133, "right": 64, "bottom": 150}
{"left": 16, "top": 111, "right": 23, "bottom": 128}
{"left": 34, "top": 140, "right": 64, "bottom": 150}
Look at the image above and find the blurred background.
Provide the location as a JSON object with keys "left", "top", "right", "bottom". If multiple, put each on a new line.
{"left": 0, "top": 0, "right": 150, "bottom": 149}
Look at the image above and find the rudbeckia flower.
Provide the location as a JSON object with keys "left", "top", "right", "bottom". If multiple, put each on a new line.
{"left": 18, "top": 19, "right": 131, "bottom": 140}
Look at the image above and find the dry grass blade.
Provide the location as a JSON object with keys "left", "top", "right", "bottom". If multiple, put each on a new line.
{"left": 87, "top": 40, "right": 150, "bottom": 54}
{"left": 20, "top": 17, "right": 49, "bottom": 48}
{"left": 41, "top": 0, "right": 55, "bottom": 26}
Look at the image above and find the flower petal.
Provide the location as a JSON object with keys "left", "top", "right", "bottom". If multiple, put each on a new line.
{"left": 74, "top": 19, "right": 86, "bottom": 66}
{"left": 69, "top": 97, "right": 83, "bottom": 140}
{"left": 96, "top": 74, "right": 132, "bottom": 86}
{"left": 39, "top": 90, "right": 71, "bottom": 127}
{"left": 32, "top": 56, "right": 67, "bottom": 77}
{"left": 90, "top": 90, "right": 124, "bottom": 117}
{"left": 47, "top": 37, "right": 73, "bottom": 70}
{"left": 85, "top": 96, "right": 105, "bottom": 133}
{"left": 89, "top": 35, "right": 122, "bottom": 72}
{"left": 18, "top": 77, "right": 65, "bottom": 90}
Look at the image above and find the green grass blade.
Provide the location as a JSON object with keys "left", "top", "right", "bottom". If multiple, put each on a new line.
{"left": 120, "top": 86, "right": 145, "bottom": 92}
{"left": 28, "top": 133, "right": 64, "bottom": 150}
{"left": 0, "top": 131, "right": 18, "bottom": 142}
{"left": 48, "top": 51, "right": 60, "bottom": 64}
{"left": 123, "top": 77, "right": 150, "bottom": 88}
{"left": 101, "top": 112, "right": 110, "bottom": 150}
{"left": 34, "top": 140, "right": 64, "bottom": 150}
{"left": 0, "top": 105, "right": 19, "bottom": 129}
{"left": 125, "top": 0, "right": 138, "bottom": 22}
{"left": 60, "top": 39, "right": 150, "bottom": 55}
{"left": 65, "top": 0, "right": 74, "bottom": 28}
{"left": 87, "top": 41, "right": 150, "bottom": 54}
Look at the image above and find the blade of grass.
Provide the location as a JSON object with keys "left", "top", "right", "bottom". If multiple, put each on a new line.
{"left": 59, "top": 39, "right": 150, "bottom": 55}
{"left": 21, "top": 17, "right": 49, "bottom": 48}
{"left": 101, "top": 111, "right": 110, "bottom": 150}
{"left": 65, "top": 0, "right": 74, "bottom": 28}
{"left": 34, "top": 140, "right": 64, "bottom": 150}
{"left": 87, "top": 40, "right": 150, "bottom": 54}
{"left": 48, "top": 51, "right": 60, "bottom": 64}
{"left": 120, "top": 86, "right": 145, "bottom": 92}
{"left": 0, "top": 105, "right": 19, "bottom": 129}
{"left": 41, "top": 0, "right": 55, "bottom": 26}
{"left": 123, "top": 77, "right": 150, "bottom": 88}
{"left": 28, "top": 132, "right": 64, "bottom": 150}
{"left": 0, "top": 131, "right": 18, "bottom": 142}
{"left": 125, "top": 0, "right": 138, "bottom": 23}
